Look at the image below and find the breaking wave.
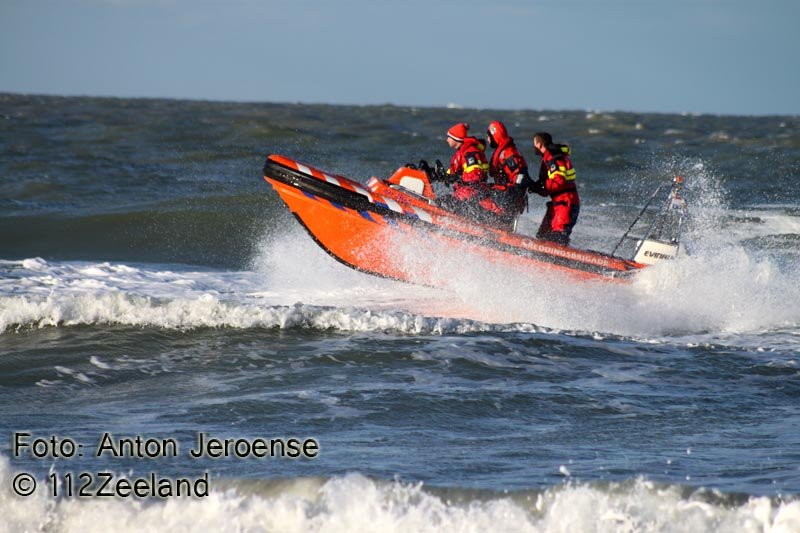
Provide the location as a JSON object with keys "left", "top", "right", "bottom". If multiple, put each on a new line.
{"left": 1, "top": 458, "right": 798, "bottom": 533}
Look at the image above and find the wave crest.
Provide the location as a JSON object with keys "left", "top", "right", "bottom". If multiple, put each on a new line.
{"left": 1, "top": 458, "right": 798, "bottom": 533}
{"left": 0, "top": 291, "right": 520, "bottom": 335}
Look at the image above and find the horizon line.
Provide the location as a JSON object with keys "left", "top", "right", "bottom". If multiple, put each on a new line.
{"left": 1, "top": 90, "right": 797, "bottom": 119}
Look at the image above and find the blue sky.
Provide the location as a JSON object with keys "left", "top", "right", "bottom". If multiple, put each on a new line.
{"left": 1, "top": 0, "right": 798, "bottom": 115}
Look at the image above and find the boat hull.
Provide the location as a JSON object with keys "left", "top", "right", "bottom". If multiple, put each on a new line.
{"left": 263, "top": 155, "right": 645, "bottom": 285}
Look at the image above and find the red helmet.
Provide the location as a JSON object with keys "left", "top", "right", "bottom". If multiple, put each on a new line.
{"left": 486, "top": 121, "right": 510, "bottom": 147}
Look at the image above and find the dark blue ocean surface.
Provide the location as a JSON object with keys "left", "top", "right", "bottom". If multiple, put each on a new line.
{"left": 1, "top": 94, "right": 799, "bottom": 531}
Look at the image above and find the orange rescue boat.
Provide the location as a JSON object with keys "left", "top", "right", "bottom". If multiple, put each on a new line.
{"left": 262, "top": 154, "right": 686, "bottom": 286}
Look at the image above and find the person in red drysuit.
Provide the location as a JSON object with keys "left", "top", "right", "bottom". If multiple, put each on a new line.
{"left": 437, "top": 122, "right": 504, "bottom": 224}
{"left": 486, "top": 120, "right": 530, "bottom": 230}
{"left": 530, "top": 132, "right": 580, "bottom": 245}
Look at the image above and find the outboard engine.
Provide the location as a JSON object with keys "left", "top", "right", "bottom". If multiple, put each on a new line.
{"left": 613, "top": 176, "right": 689, "bottom": 265}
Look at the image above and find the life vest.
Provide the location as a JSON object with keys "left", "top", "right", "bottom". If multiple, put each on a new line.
{"left": 490, "top": 140, "right": 527, "bottom": 190}
{"left": 543, "top": 144, "right": 576, "bottom": 182}
{"left": 448, "top": 137, "right": 489, "bottom": 184}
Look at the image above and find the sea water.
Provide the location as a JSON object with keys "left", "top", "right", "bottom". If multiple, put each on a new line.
{"left": 1, "top": 94, "right": 799, "bottom": 531}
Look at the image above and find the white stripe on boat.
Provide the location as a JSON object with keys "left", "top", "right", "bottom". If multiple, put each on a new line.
{"left": 322, "top": 173, "right": 341, "bottom": 186}
{"left": 352, "top": 184, "right": 374, "bottom": 202}
{"left": 384, "top": 198, "right": 403, "bottom": 213}
{"left": 411, "top": 207, "right": 433, "bottom": 223}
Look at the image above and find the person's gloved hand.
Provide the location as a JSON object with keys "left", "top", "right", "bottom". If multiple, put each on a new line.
{"left": 529, "top": 178, "right": 547, "bottom": 196}
{"left": 515, "top": 172, "right": 536, "bottom": 192}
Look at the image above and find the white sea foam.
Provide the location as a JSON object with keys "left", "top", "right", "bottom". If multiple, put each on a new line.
{"left": 0, "top": 457, "right": 798, "bottom": 533}
{"left": 380, "top": 210, "right": 800, "bottom": 339}
{"left": 0, "top": 290, "right": 496, "bottom": 335}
